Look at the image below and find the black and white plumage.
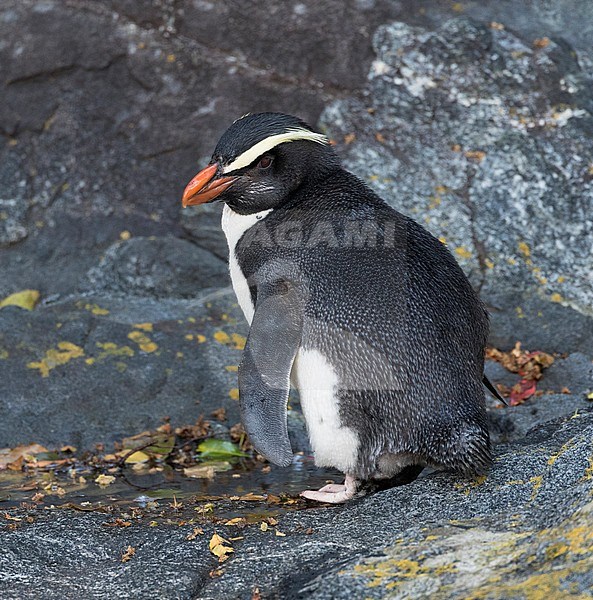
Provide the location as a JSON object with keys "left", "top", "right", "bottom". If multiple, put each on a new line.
{"left": 182, "top": 112, "right": 496, "bottom": 503}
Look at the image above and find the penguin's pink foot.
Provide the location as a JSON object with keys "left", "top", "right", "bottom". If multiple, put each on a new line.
{"left": 300, "top": 474, "right": 358, "bottom": 504}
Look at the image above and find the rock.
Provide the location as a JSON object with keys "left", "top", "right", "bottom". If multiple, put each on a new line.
{"left": 181, "top": 203, "right": 228, "bottom": 261}
{"left": 0, "top": 0, "right": 326, "bottom": 300}
{"left": 320, "top": 17, "right": 593, "bottom": 357}
{"left": 541, "top": 352, "right": 593, "bottom": 395}
{"left": 176, "top": 0, "right": 404, "bottom": 90}
{"left": 86, "top": 236, "right": 229, "bottom": 298}
{"left": 3, "top": 1, "right": 593, "bottom": 598}
{"left": 0, "top": 293, "right": 247, "bottom": 449}
{"left": 488, "top": 393, "right": 591, "bottom": 444}
{"left": 2, "top": 408, "right": 592, "bottom": 599}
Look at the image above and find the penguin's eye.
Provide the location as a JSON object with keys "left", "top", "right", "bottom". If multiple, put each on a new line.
{"left": 257, "top": 155, "right": 274, "bottom": 170}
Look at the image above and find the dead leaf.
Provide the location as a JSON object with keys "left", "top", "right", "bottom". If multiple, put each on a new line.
{"left": 375, "top": 132, "right": 386, "bottom": 143}
{"left": 211, "top": 408, "right": 227, "bottom": 422}
{"left": 95, "top": 474, "right": 116, "bottom": 487}
{"left": 0, "top": 289, "right": 40, "bottom": 311}
{"left": 209, "top": 533, "right": 234, "bottom": 562}
{"left": 121, "top": 546, "right": 136, "bottom": 562}
{"left": 0, "top": 444, "right": 48, "bottom": 470}
{"left": 486, "top": 342, "right": 554, "bottom": 381}
{"left": 238, "top": 493, "right": 266, "bottom": 502}
{"left": 104, "top": 518, "right": 131, "bottom": 528}
{"left": 510, "top": 379, "right": 537, "bottom": 406}
{"left": 533, "top": 37, "right": 550, "bottom": 49}
{"left": 224, "top": 517, "right": 246, "bottom": 526}
{"left": 186, "top": 527, "right": 204, "bottom": 540}
{"left": 124, "top": 451, "right": 151, "bottom": 464}
{"left": 260, "top": 522, "right": 269, "bottom": 532}
{"left": 464, "top": 150, "right": 486, "bottom": 162}
{"left": 344, "top": 133, "right": 356, "bottom": 144}
{"left": 275, "top": 530, "right": 286, "bottom": 537}
{"left": 175, "top": 416, "right": 210, "bottom": 439}
{"left": 184, "top": 465, "right": 215, "bottom": 479}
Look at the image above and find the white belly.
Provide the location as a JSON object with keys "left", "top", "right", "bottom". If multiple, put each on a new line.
{"left": 222, "top": 206, "right": 359, "bottom": 473}
{"left": 292, "top": 349, "right": 359, "bottom": 473}
{"left": 221, "top": 204, "right": 272, "bottom": 324}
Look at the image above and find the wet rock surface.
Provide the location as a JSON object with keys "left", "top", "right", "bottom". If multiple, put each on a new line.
{"left": 2, "top": 408, "right": 593, "bottom": 599}
{"left": 1, "top": 1, "right": 593, "bottom": 598}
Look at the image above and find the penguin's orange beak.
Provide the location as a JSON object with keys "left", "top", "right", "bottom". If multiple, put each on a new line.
{"left": 181, "top": 164, "right": 238, "bottom": 207}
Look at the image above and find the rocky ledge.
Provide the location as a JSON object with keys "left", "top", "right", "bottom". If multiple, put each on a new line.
{"left": 1, "top": 1, "right": 593, "bottom": 599}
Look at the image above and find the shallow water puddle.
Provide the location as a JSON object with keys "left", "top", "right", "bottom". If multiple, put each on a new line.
{"left": 0, "top": 454, "right": 341, "bottom": 520}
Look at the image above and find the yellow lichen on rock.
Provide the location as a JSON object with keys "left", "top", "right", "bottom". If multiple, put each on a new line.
{"left": 213, "top": 331, "right": 246, "bottom": 350}
{"left": 231, "top": 333, "right": 246, "bottom": 350}
{"left": 84, "top": 303, "right": 110, "bottom": 316}
{"left": 529, "top": 475, "right": 543, "bottom": 501}
{"left": 518, "top": 241, "right": 531, "bottom": 258}
{"left": 133, "top": 322, "right": 153, "bottom": 332}
{"left": 347, "top": 501, "right": 593, "bottom": 599}
{"left": 213, "top": 330, "right": 231, "bottom": 344}
{"left": 96, "top": 342, "right": 135, "bottom": 359}
{"left": 454, "top": 247, "right": 473, "bottom": 260}
{"left": 27, "top": 342, "right": 85, "bottom": 377}
{"left": 127, "top": 330, "right": 158, "bottom": 353}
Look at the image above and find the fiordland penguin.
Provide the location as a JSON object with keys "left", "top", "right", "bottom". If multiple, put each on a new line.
{"left": 181, "top": 112, "right": 502, "bottom": 503}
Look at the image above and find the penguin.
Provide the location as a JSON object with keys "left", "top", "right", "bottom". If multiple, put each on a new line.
{"left": 181, "top": 112, "right": 499, "bottom": 503}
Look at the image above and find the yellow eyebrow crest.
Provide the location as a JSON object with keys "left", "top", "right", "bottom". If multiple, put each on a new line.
{"left": 222, "top": 128, "right": 329, "bottom": 174}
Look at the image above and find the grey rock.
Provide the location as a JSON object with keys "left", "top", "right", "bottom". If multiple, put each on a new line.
{"left": 0, "top": 149, "right": 28, "bottom": 246}
{"left": 484, "top": 359, "right": 517, "bottom": 392}
{"left": 3, "top": 1, "right": 593, "bottom": 598}
{"left": 488, "top": 393, "right": 590, "bottom": 444}
{"left": 0, "top": 292, "right": 247, "bottom": 449}
{"left": 542, "top": 352, "right": 593, "bottom": 395}
{"left": 2, "top": 409, "right": 592, "bottom": 599}
{"left": 181, "top": 203, "right": 229, "bottom": 261}
{"left": 176, "top": 0, "right": 404, "bottom": 90}
{"left": 0, "top": 0, "right": 325, "bottom": 299}
{"left": 86, "top": 236, "right": 229, "bottom": 299}
{"left": 320, "top": 17, "right": 593, "bottom": 357}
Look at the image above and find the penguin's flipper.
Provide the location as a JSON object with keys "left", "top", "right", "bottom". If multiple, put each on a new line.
{"left": 239, "top": 280, "right": 303, "bottom": 467}
{"left": 483, "top": 374, "right": 508, "bottom": 406}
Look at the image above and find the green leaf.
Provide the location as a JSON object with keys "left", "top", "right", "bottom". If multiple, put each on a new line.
{"left": 145, "top": 434, "right": 175, "bottom": 456}
{"left": 197, "top": 439, "right": 247, "bottom": 459}
{"left": 33, "top": 451, "right": 61, "bottom": 461}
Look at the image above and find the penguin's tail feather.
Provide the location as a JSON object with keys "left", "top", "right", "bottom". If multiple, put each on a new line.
{"left": 483, "top": 375, "right": 508, "bottom": 406}
{"left": 430, "top": 421, "right": 492, "bottom": 477}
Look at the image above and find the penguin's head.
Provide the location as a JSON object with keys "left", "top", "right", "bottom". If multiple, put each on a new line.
{"left": 181, "top": 112, "right": 338, "bottom": 214}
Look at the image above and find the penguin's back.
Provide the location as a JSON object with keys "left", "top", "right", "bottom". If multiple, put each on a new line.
{"left": 235, "top": 169, "right": 491, "bottom": 478}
